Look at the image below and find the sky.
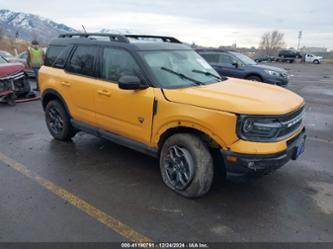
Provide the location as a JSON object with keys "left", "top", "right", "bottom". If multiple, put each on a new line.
{"left": 1, "top": 0, "right": 333, "bottom": 49}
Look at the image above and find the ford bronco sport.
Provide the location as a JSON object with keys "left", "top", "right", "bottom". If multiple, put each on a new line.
{"left": 39, "top": 33, "right": 306, "bottom": 198}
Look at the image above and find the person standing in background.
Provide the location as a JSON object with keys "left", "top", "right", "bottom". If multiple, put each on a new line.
{"left": 27, "top": 40, "right": 44, "bottom": 91}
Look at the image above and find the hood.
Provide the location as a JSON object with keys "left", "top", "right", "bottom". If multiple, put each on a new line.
{"left": 248, "top": 64, "right": 287, "bottom": 73}
{"left": 163, "top": 78, "right": 304, "bottom": 115}
{"left": 0, "top": 62, "right": 25, "bottom": 78}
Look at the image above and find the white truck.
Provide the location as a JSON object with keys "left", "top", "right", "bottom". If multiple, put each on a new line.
{"left": 305, "top": 53, "right": 323, "bottom": 64}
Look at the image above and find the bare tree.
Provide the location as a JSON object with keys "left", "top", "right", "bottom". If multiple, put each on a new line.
{"left": 259, "top": 30, "right": 286, "bottom": 55}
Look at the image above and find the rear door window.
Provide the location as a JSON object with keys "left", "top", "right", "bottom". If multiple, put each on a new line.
{"left": 219, "top": 53, "right": 234, "bottom": 64}
{"left": 66, "top": 46, "right": 98, "bottom": 77}
{"left": 200, "top": 53, "right": 219, "bottom": 64}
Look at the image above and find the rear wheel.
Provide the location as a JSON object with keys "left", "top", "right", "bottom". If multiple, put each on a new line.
{"left": 313, "top": 59, "right": 320, "bottom": 64}
{"left": 160, "top": 133, "right": 214, "bottom": 198}
{"left": 45, "top": 100, "right": 76, "bottom": 141}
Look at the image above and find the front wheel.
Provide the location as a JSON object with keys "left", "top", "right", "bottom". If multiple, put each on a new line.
{"left": 160, "top": 133, "right": 214, "bottom": 198}
{"left": 247, "top": 75, "right": 262, "bottom": 82}
{"left": 45, "top": 100, "right": 76, "bottom": 141}
{"left": 7, "top": 94, "right": 16, "bottom": 106}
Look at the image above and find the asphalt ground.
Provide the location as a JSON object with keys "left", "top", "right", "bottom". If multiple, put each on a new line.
{"left": 0, "top": 62, "right": 332, "bottom": 243}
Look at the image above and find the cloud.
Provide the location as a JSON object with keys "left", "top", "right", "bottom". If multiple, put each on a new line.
{"left": 1, "top": 0, "right": 332, "bottom": 49}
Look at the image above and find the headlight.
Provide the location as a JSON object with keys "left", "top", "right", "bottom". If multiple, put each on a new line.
{"left": 237, "top": 107, "right": 304, "bottom": 142}
{"left": 265, "top": 70, "right": 280, "bottom": 77}
{"left": 237, "top": 116, "right": 282, "bottom": 141}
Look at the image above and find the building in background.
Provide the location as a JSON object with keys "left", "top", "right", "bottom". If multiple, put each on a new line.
{"left": 300, "top": 47, "right": 328, "bottom": 53}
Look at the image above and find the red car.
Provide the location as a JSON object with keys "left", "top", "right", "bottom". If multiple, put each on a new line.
{"left": 0, "top": 55, "right": 31, "bottom": 97}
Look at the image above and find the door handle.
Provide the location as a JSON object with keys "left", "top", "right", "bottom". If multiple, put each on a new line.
{"left": 61, "top": 81, "right": 71, "bottom": 87}
{"left": 97, "top": 89, "right": 111, "bottom": 97}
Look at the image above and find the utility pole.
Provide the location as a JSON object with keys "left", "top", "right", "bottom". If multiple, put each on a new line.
{"left": 297, "top": 31, "right": 302, "bottom": 51}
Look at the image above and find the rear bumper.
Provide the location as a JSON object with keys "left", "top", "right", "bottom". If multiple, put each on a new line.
{"left": 221, "top": 128, "right": 306, "bottom": 176}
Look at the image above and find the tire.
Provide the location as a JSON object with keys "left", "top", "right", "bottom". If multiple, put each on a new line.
{"left": 313, "top": 59, "right": 320, "bottom": 64}
{"left": 45, "top": 100, "right": 76, "bottom": 141}
{"left": 21, "top": 76, "right": 31, "bottom": 96}
{"left": 7, "top": 94, "right": 16, "bottom": 106}
{"left": 247, "top": 75, "right": 262, "bottom": 82}
{"left": 160, "top": 133, "right": 214, "bottom": 198}
{"left": 14, "top": 76, "right": 31, "bottom": 97}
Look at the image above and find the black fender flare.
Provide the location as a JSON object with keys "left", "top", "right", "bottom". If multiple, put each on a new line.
{"left": 41, "top": 89, "right": 71, "bottom": 117}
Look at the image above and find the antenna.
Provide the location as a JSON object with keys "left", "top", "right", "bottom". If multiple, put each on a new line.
{"left": 81, "top": 25, "right": 87, "bottom": 33}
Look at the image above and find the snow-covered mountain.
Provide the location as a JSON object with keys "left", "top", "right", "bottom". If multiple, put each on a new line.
{"left": 0, "top": 9, "right": 76, "bottom": 42}
{"left": 100, "top": 28, "right": 140, "bottom": 34}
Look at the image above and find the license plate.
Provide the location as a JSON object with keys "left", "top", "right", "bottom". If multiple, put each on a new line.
{"left": 294, "top": 138, "right": 305, "bottom": 159}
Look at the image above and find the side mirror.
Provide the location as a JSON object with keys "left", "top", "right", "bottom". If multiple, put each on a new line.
{"left": 118, "top": 75, "right": 147, "bottom": 90}
{"left": 232, "top": 62, "right": 239, "bottom": 68}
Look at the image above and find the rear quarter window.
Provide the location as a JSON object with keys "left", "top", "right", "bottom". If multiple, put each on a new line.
{"left": 45, "top": 45, "right": 66, "bottom": 66}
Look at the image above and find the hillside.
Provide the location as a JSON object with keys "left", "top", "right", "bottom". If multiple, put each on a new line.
{"left": 0, "top": 9, "right": 76, "bottom": 43}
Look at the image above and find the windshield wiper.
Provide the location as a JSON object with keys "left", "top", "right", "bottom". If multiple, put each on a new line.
{"left": 161, "top": 67, "right": 203, "bottom": 86}
{"left": 192, "top": 69, "right": 226, "bottom": 81}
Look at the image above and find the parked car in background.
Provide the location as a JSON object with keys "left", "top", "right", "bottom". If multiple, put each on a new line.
{"left": 254, "top": 55, "right": 275, "bottom": 62}
{"left": 8, "top": 52, "right": 34, "bottom": 77}
{"left": 0, "top": 55, "right": 31, "bottom": 97}
{"left": 276, "top": 49, "right": 302, "bottom": 63}
{"left": 0, "top": 50, "right": 16, "bottom": 61}
{"left": 197, "top": 49, "right": 288, "bottom": 86}
{"left": 278, "top": 49, "right": 302, "bottom": 59}
{"left": 305, "top": 53, "right": 323, "bottom": 64}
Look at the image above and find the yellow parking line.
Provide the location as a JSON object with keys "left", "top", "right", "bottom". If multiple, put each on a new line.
{"left": 0, "top": 152, "right": 152, "bottom": 243}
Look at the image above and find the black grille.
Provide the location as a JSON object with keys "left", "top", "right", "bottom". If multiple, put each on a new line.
{"left": 276, "top": 106, "right": 304, "bottom": 140}
{"left": 0, "top": 80, "right": 12, "bottom": 91}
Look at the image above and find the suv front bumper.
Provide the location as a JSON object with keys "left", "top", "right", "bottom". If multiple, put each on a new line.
{"left": 221, "top": 128, "right": 306, "bottom": 176}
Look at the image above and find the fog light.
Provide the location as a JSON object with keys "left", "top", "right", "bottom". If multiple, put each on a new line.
{"left": 226, "top": 156, "right": 238, "bottom": 162}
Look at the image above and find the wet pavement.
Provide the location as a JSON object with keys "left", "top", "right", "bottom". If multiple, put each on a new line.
{"left": 0, "top": 63, "right": 332, "bottom": 242}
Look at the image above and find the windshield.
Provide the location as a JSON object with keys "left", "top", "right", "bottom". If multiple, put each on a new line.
{"left": 0, "top": 51, "right": 12, "bottom": 58}
{"left": 0, "top": 56, "right": 7, "bottom": 64}
{"left": 230, "top": 52, "right": 256, "bottom": 65}
{"left": 140, "top": 50, "right": 221, "bottom": 88}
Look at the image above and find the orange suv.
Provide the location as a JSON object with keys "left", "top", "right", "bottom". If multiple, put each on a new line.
{"left": 39, "top": 33, "right": 306, "bottom": 198}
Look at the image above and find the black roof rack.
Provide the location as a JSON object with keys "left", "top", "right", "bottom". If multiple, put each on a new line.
{"left": 58, "top": 33, "right": 130, "bottom": 42}
{"left": 125, "top": 35, "right": 181, "bottom": 43}
{"left": 58, "top": 33, "right": 181, "bottom": 44}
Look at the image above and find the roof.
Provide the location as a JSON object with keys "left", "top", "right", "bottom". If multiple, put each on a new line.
{"left": 50, "top": 33, "right": 191, "bottom": 51}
